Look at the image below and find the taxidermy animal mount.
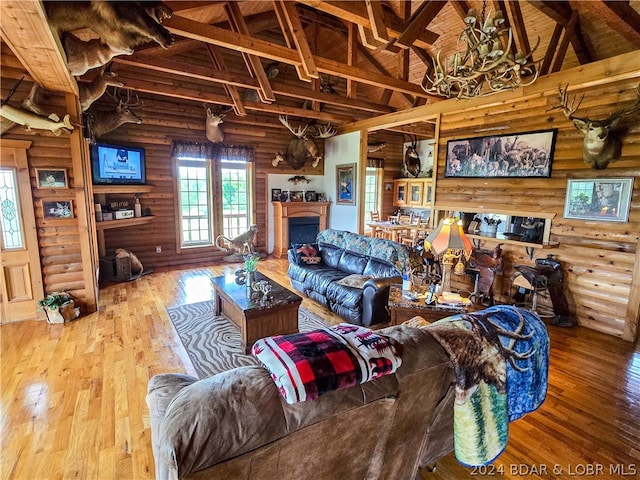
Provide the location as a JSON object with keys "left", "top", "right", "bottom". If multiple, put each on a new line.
{"left": 404, "top": 135, "right": 421, "bottom": 177}
{"left": 288, "top": 175, "right": 310, "bottom": 185}
{"left": 1, "top": 79, "right": 73, "bottom": 136}
{"left": 272, "top": 115, "right": 336, "bottom": 169}
{"left": 79, "top": 65, "right": 124, "bottom": 111}
{"left": 44, "top": 1, "right": 174, "bottom": 53}
{"left": 203, "top": 104, "right": 232, "bottom": 143}
{"left": 63, "top": 33, "right": 133, "bottom": 76}
{"left": 550, "top": 84, "right": 640, "bottom": 169}
{"left": 86, "top": 87, "right": 142, "bottom": 141}
{"left": 215, "top": 225, "right": 258, "bottom": 256}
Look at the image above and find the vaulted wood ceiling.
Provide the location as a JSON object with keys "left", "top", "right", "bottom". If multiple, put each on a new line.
{"left": 2, "top": 0, "right": 640, "bottom": 136}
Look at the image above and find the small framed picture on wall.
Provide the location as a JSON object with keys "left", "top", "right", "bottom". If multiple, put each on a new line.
{"left": 36, "top": 168, "right": 68, "bottom": 189}
{"left": 42, "top": 199, "right": 74, "bottom": 219}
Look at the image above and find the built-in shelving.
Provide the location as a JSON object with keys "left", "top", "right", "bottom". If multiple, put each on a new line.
{"left": 95, "top": 216, "right": 155, "bottom": 231}
{"left": 92, "top": 185, "right": 155, "bottom": 195}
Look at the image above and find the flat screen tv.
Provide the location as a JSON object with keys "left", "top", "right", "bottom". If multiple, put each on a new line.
{"left": 91, "top": 142, "right": 146, "bottom": 185}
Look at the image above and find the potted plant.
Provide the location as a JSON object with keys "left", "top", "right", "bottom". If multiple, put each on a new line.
{"left": 244, "top": 254, "right": 260, "bottom": 286}
{"left": 38, "top": 292, "right": 75, "bottom": 324}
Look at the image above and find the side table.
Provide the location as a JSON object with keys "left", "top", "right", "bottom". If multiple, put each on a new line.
{"left": 387, "top": 284, "right": 469, "bottom": 325}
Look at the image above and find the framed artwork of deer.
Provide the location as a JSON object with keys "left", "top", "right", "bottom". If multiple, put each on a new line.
{"left": 564, "top": 178, "right": 633, "bottom": 223}
{"left": 336, "top": 164, "right": 356, "bottom": 205}
{"left": 445, "top": 129, "right": 557, "bottom": 178}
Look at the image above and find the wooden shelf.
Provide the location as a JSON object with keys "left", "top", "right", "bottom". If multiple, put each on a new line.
{"left": 467, "top": 233, "right": 559, "bottom": 250}
{"left": 95, "top": 216, "right": 154, "bottom": 231}
{"left": 92, "top": 185, "right": 154, "bottom": 194}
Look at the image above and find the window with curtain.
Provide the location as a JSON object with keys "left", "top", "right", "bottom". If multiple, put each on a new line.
{"left": 172, "top": 142, "right": 254, "bottom": 249}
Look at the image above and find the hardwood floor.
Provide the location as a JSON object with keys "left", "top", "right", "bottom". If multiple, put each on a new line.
{"left": 1, "top": 259, "right": 638, "bottom": 480}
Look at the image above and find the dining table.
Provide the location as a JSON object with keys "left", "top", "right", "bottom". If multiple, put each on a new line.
{"left": 367, "top": 221, "right": 413, "bottom": 242}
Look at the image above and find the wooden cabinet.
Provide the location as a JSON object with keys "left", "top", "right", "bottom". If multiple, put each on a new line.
{"left": 394, "top": 178, "right": 432, "bottom": 208}
{"left": 393, "top": 180, "right": 408, "bottom": 206}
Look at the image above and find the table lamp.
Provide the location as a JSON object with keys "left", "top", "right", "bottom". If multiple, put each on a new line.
{"left": 424, "top": 217, "right": 473, "bottom": 294}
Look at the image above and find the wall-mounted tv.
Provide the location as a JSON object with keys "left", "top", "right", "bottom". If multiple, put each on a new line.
{"left": 91, "top": 142, "right": 146, "bottom": 185}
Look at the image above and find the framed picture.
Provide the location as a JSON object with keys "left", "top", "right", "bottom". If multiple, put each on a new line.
{"left": 271, "top": 188, "right": 282, "bottom": 201}
{"left": 445, "top": 129, "right": 557, "bottom": 178}
{"left": 305, "top": 191, "right": 316, "bottom": 202}
{"left": 336, "top": 163, "right": 356, "bottom": 205}
{"left": 42, "top": 199, "right": 74, "bottom": 219}
{"left": 564, "top": 178, "right": 633, "bottom": 222}
{"left": 36, "top": 168, "right": 68, "bottom": 189}
{"left": 291, "top": 191, "right": 304, "bottom": 202}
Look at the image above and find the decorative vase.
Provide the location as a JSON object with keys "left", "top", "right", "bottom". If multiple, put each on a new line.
{"left": 246, "top": 271, "right": 255, "bottom": 287}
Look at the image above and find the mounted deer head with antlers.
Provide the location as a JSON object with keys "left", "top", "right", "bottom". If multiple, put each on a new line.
{"left": 272, "top": 115, "right": 336, "bottom": 169}
{"left": 203, "top": 104, "right": 232, "bottom": 143}
{"left": 86, "top": 87, "right": 143, "bottom": 141}
{"left": 550, "top": 84, "right": 640, "bottom": 169}
{"left": 404, "top": 135, "right": 421, "bottom": 177}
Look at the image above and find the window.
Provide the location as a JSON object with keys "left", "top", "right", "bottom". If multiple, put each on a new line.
{"left": 173, "top": 142, "right": 253, "bottom": 250}
{"left": 0, "top": 168, "right": 24, "bottom": 249}
{"left": 364, "top": 166, "right": 380, "bottom": 220}
{"left": 221, "top": 161, "right": 249, "bottom": 239}
{"left": 177, "top": 162, "right": 211, "bottom": 246}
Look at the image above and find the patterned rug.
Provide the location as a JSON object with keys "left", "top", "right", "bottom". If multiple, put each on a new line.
{"left": 166, "top": 300, "right": 330, "bottom": 378}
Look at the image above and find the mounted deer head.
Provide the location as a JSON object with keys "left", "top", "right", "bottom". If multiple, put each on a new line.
{"left": 203, "top": 104, "right": 232, "bottom": 143}
{"left": 272, "top": 115, "right": 336, "bottom": 169}
{"left": 79, "top": 65, "right": 124, "bottom": 111}
{"left": 88, "top": 87, "right": 143, "bottom": 141}
{"left": 550, "top": 84, "right": 640, "bottom": 169}
{"left": 404, "top": 135, "right": 421, "bottom": 177}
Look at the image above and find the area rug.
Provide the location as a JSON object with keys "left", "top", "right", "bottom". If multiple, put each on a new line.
{"left": 166, "top": 300, "right": 330, "bottom": 378}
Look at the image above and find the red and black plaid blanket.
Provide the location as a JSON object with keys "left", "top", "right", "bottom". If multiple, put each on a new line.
{"left": 252, "top": 323, "right": 402, "bottom": 404}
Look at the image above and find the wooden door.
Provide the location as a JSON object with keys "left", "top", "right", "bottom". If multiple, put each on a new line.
{"left": 0, "top": 140, "right": 44, "bottom": 322}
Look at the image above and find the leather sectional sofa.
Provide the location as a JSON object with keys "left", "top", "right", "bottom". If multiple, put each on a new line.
{"left": 287, "top": 229, "right": 415, "bottom": 326}
{"left": 147, "top": 324, "right": 455, "bottom": 480}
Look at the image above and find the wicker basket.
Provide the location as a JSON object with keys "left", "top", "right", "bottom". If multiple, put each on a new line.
{"left": 116, "top": 255, "right": 132, "bottom": 281}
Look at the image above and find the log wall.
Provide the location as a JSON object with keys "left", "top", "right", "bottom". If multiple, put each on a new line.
{"left": 1, "top": 47, "right": 96, "bottom": 312}
{"left": 436, "top": 78, "right": 640, "bottom": 341}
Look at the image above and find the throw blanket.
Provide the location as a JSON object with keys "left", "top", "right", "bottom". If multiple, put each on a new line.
{"left": 426, "top": 305, "right": 549, "bottom": 466}
{"left": 252, "top": 323, "right": 402, "bottom": 404}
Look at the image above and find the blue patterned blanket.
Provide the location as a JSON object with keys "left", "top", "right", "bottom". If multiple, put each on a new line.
{"left": 426, "top": 305, "right": 549, "bottom": 466}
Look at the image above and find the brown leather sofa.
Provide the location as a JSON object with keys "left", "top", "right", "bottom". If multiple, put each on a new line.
{"left": 147, "top": 324, "right": 455, "bottom": 480}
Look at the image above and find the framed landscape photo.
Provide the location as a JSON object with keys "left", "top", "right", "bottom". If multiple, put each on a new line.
{"left": 271, "top": 188, "right": 282, "bottom": 201}
{"left": 36, "top": 168, "right": 68, "bottom": 189}
{"left": 445, "top": 129, "right": 557, "bottom": 178}
{"left": 336, "top": 163, "right": 356, "bottom": 205}
{"left": 564, "top": 178, "right": 633, "bottom": 223}
{"left": 42, "top": 199, "right": 74, "bottom": 219}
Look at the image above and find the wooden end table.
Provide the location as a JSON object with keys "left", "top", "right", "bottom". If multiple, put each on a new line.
{"left": 388, "top": 284, "right": 469, "bottom": 325}
{"left": 211, "top": 272, "right": 302, "bottom": 353}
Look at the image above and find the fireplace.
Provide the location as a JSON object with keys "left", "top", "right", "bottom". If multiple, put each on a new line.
{"left": 289, "top": 217, "right": 320, "bottom": 245}
{"left": 273, "top": 201, "right": 329, "bottom": 258}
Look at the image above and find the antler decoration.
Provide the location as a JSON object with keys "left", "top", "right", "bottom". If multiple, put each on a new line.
{"left": 273, "top": 116, "right": 336, "bottom": 169}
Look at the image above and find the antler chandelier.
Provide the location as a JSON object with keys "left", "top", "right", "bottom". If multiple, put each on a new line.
{"left": 423, "top": 1, "right": 539, "bottom": 99}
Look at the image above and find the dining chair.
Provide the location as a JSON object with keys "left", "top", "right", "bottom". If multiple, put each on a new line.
{"left": 369, "top": 211, "right": 386, "bottom": 239}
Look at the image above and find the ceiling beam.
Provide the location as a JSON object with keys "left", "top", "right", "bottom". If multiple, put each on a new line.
{"left": 365, "top": 0, "right": 389, "bottom": 42}
{"left": 296, "top": 0, "right": 440, "bottom": 47}
{"left": 206, "top": 44, "right": 247, "bottom": 116}
{"left": 273, "top": 1, "right": 313, "bottom": 82}
{"left": 600, "top": 1, "right": 640, "bottom": 45}
{"left": 111, "top": 55, "right": 395, "bottom": 115}
{"left": 225, "top": 2, "right": 276, "bottom": 103}
{"left": 114, "top": 74, "right": 356, "bottom": 124}
{"left": 0, "top": 0, "right": 77, "bottom": 95}
{"left": 396, "top": 1, "right": 447, "bottom": 49}
{"left": 276, "top": 0, "right": 319, "bottom": 79}
{"left": 164, "top": 14, "right": 432, "bottom": 98}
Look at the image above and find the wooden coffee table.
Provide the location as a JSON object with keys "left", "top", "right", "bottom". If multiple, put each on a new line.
{"left": 211, "top": 271, "right": 303, "bottom": 353}
{"left": 388, "top": 284, "right": 469, "bottom": 325}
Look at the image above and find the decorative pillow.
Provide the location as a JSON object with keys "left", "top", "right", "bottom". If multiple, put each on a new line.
{"left": 292, "top": 243, "right": 323, "bottom": 265}
{"left": 337, "top": 274, "right": 372, "bottom": 289}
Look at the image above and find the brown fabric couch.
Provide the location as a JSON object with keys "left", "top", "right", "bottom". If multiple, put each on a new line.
{"left": 147, "top": 325, "right": 456, "bottom": 480}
